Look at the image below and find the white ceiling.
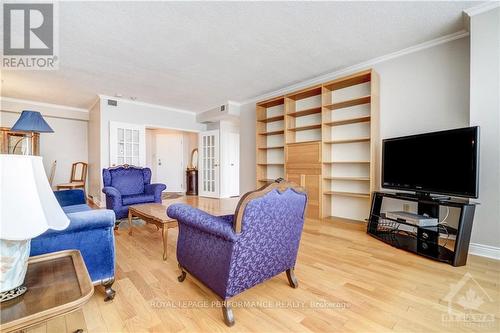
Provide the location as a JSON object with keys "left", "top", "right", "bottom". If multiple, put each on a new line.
{"left": 1, "top": 1, "right": 479, "bottom": 112}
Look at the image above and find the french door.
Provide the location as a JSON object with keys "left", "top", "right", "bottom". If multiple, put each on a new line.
{"left": 109, "top": 122, "right": 146, "bottom": 167}
{"left": 199, "top": 130, "right": 219, "bottom": 197}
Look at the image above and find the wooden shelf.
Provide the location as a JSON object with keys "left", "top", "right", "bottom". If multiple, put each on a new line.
{"left": 257, "top": 115, "right": 284, "bottom": 123}
{"left": 258, "top": 130, "right": 284, "bottom": 136}
{"left": 257, "top": 146, "right": 284, "bottom": 150}
{"left": 323, "top": 191, "right": 370, "bottom": 198}
{"left": 324, "top": 95, "right": 371, "bottom": 111}
{"left": 287, "top": 107, "right": 321, "bottom": 118}
{"left": 324, "top": 116, "right": 371, "bottom": 126}
{"left": 286, "top": 86, "right": 322, "bottom": 101}
{"left": 323, "top": 177, "right": 370, "bottom": 181}
{"left": 258, "top": 179, "right": 275, "bottom": 183}
{"left": 257, "top": 163, "right": 284, "bottom": 166}
{"left": 323, "top": 161, "right": 370, "bottom": 164}
{"left": 288, "top": 124, "right": 321, "bottom": 132}
{"left": 256, "top": 96, "right": 284, "bottom": 108}
{"left": 324, "top": 137, "right": 371, "bottom": 144}
{"left": 323, "top": 70, "right": 371, "bottom": 91}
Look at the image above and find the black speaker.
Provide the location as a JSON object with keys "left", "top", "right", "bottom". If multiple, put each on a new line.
{"left": 417, "top": 227, "right": 439, "bottom": 255}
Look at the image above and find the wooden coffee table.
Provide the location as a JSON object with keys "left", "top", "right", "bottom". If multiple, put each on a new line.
{"left": 0, "top": 250, "right": 94, "bottom": 333}
{"left": 128, "top": 203, "right": 178, "bottom": 260}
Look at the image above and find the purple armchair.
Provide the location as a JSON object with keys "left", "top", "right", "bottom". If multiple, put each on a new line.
{"left": 102, "top": 165, "right": 166, "bottom": 219}
{"left": 167, "top": 181, "right": 307, "bottom": 326}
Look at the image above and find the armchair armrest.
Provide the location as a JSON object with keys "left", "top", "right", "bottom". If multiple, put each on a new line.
{"left": 54, "top": 189, "right": 86, "bottom": 207}
{"left": 145, "top": 183, "right": 166, "bottom": 202}
{"left": 167, "top": 204, "right": 238, "bottom": 242}
{"left": 40, "top": 209, "right": 116, "bottom": 237}
{"left": 102, "top": 186, "right": 122, "bottom": 210}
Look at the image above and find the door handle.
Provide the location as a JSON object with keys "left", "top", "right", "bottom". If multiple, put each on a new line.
{"left": 158, "top": 159, "right": 162, "bottom": 166}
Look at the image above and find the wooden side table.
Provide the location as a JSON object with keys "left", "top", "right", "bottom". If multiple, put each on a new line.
{"left": 0, "top": 250, "right": 94, "bottom": 333}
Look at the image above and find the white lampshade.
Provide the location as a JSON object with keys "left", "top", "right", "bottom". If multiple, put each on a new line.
{"left": 0, "top": 155, "right": 69, "bottom": 240}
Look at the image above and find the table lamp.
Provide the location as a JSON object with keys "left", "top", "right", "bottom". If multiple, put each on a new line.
{"left": 0, "top": 155, "right": 69, "bottom": 302}
{"left": 10, "top": 110, "right": 54, "bottom": 155}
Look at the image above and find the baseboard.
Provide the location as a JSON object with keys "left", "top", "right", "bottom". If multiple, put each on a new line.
{"left": 469, "top": 243, "right": 500, "bottom": 260}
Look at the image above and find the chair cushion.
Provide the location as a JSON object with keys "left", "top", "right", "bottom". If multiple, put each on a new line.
{"left": 122, "top": 194, "right": 155, "bottom": 206}
{"left": 110, "top": 168, "right": 145, "bottom": 196}
{"left": 62, "top": 204, "right": 92, "bottom": 214}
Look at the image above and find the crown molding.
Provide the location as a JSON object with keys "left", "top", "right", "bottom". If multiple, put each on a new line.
{"left": 239, "top": 30, "right": 469, "bottom": 105}
{"left": 464, "top": 1, "right": 500, "bottom": 17}
{"left": 98, "top": 94, "right": 196, "bottom": 115}
{"left": 0, "top": 96, "right": 89, "bottom": 113}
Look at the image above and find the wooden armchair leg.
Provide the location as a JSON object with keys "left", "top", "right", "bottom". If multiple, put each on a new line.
{"left": 102, "top": 277, "right": 116, "bottom": 302}
{"left": 178, "top": 267, "right": 187, "bottom": 282}
{"left": 286, "top": 268, "right": 299, "bottom": 288}
{"left": 222, "top": 303, "right": 235, "bottom": 327}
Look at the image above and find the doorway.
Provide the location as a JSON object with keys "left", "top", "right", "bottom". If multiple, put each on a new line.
{"left": 145, "top": 128, "right": 198, "bottom": 194}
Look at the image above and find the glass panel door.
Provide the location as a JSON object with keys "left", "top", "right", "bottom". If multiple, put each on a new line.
{"left": 199, "top": 130, "right": 219, "bottom": 197}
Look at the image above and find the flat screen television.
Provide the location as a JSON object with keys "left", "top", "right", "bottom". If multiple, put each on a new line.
{"left": 382, "top": 126, "right": 479, "bottom": 198}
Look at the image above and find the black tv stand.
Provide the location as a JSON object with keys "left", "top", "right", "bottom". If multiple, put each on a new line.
{"left": 368, "top": 191, "right": 477, "bottom": 266}
{"left": 395, "top": 192, "right": 451, "bottom": 202}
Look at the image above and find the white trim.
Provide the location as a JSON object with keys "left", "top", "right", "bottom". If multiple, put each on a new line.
{"left": 469, "top": 243, "right": 500, "bottom": 260}
{"left": 145, "top": 124, "right": 201, "bottom": 133}
{"left": 0, "top": 96, "right": 89, "bottom": 113}
{"left": 98, "top": 94, "right": 196, "bottom": 115}
{"left": 464, "top": 1, "right": 500, "bottom": 17}
{"left": 240, "top": 30, "right": 470, "bottom": 105}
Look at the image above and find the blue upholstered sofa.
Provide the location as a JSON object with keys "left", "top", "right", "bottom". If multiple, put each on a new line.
{"left": 102, "top": 165, "right": 166, "bottom": 219}
{"left": 167, "top": 181, "right": 308, "bottom": 326}
{"left": 30, "top": 189, "right": 116, "bottom": 301}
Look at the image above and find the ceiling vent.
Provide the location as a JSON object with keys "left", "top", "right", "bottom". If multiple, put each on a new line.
{"left": 107, "top": 99, "right": 118, "bottom": 106}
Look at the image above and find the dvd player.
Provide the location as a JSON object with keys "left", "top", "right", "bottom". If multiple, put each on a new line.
{"left": 385, "top": 211, "right": 438, "bottom": 227}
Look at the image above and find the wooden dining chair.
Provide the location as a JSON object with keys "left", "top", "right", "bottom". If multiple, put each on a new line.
{"left": 57, "top": 162, "right": 88, "bottom": 196}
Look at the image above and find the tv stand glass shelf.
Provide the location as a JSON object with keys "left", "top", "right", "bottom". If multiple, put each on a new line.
{"left": 367, "top": 191, "right": 477, "bottom": 267}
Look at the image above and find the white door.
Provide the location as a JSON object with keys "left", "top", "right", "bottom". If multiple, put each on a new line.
{"left": 199, "top": 130, "right": 219, "bottom": 197}
{"left": 156, "top": 133, "right": 184, "bottom": 192}
{"left": 109, "top": 122, "right": 146, "bottom": 167}
{"left": 227, "top": 132, "right": 240, "bottom": 197}
{"left": 220, "top": 131, "right": 240, "bottom": 197}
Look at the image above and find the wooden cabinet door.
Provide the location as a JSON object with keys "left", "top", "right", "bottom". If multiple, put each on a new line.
{"left": 286, "top": 172, "right": 320, "bottom": 220}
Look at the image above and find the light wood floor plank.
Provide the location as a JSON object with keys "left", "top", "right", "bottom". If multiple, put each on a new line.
{"left": 83, "top": 196, "right": 500, "bottom": 332}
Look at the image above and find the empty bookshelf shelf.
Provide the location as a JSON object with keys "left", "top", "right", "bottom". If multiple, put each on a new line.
{"left": 257, "top": 115, "right": 285, "bottom": 123}
{"left": 257, "top": 163, "right": 284, "bottom": 166}
{"left": 287, "top": 107, "right": 322, "bottom": 118}
{"left": 324, "top": 137, "right": 371, "bottom": 144}
{"left": 323, "top": 177, "right": 370, "bottom": 181}
{"left": 323, "top": 191, "right": 370, "bottom": 198}
{"left": 288, "top": 124, "right": 322, "bottom": 132}
{"left": 323, "top": 95, "right": 371, "bottom": 110}
{"left": 324, "top": 116, "right": 371, "bottom": 126}
{"left": 323, "top": 161, "right": 370, "bottom": 164}
{"left": 258, "top": 130, "right": 285, "bottom": 136}
{"left": 257, "top": 146, "right": 285, "bottom": 150}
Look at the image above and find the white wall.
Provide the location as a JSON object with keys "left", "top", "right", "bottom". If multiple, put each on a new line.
{"left": 469, "top": 7, "right": 500, "bottom": 251}
{"left": 87, "top": 99, "right": 101, "bottom": 201}
{"left": 88, "top": 96, "right": 205, "bottom": 204}
{"left": 0, "top": 98, "right": 89, "bottom": 188}
{"left": 239, "top": 37, "right": 470, "bottom": 196}
{"left": 145, "top": 128, "right": 198, "bottom": 189}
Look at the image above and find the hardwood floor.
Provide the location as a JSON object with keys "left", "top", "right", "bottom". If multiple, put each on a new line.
{"left": 83, "top": 196, "right": 499, "bottom": 332}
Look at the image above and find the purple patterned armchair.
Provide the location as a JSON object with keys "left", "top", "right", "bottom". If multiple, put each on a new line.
{"left": 102, "top": 165, "right": 166, "bottom": 219}
{"left": 167, "top": 181, "right": 307, "bottom": 326}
